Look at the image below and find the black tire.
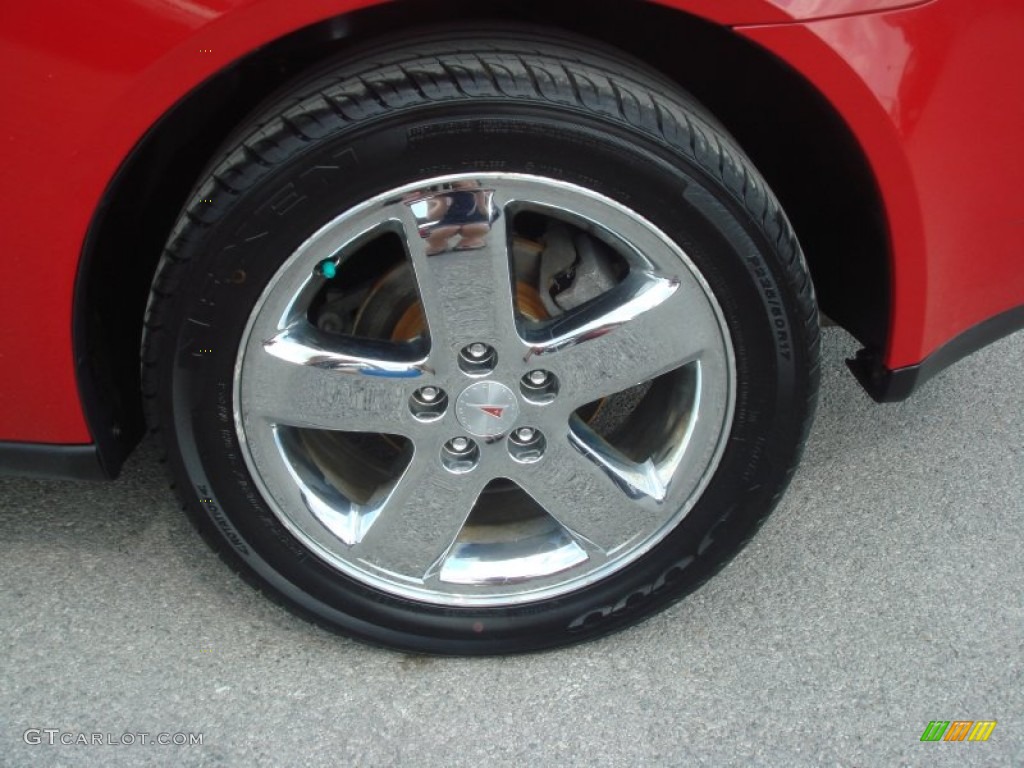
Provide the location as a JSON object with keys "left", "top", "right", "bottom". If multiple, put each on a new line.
{"left": 142, "top": 27, "right": 819, "bottom": 654}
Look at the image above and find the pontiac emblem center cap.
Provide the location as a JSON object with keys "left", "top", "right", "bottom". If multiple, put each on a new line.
{"left": 455, "top": 381, "right": 520, "bottom": 437}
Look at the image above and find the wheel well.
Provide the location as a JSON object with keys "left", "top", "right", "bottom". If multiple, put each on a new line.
{"left": 77, "top": 0, "right": 889, "bottom": 474}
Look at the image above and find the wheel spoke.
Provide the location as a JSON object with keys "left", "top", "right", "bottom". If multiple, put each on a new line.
{"left": 398, "top": 186, "right": 518, "bottom": 356}
{"left": 351, "top": 446, "right": 486, "bottom": 579}
{"left": 514, "top": 422, "right": 665, "bottom": 554}
{"left": 241, "top": 324, "right": 427, "bottom": 434}
{"left": 524, "top": 270, "right": 720, "bottom": 407}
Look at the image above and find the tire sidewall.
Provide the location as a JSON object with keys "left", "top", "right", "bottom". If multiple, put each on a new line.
{"left": 159, "top": 106, "right": 812, "bottom": 652}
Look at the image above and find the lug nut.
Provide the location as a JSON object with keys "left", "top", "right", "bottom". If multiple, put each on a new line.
{"left": 458, "top": 342, "right": 497, "bottom": 376}
{"left": 515, "top": 427, "right": 536, "bottom": 442}
{"left": 410, "top": 386, "right": 447, "bottom": 421}
{"left": 508, "top": 427, "right": 546, "bottom": 464}
{"left": 520, "top": 370, "right": 559, "bottom": 404}
{"left": 441, "top": 436, "right": 480, "bottom": 474}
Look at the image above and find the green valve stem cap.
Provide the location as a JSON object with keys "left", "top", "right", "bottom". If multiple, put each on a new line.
{"left": 316, "top": 259, "right": 337, "bottom": 279}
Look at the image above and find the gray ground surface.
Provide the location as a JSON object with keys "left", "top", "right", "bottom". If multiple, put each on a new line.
{"left": 1, "top": 327, "right": 1021, "bottom": 767}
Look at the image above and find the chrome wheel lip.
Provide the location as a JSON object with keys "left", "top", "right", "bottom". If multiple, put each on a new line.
{"left": 233, "top": 172, "right": 736, "bottom": 608}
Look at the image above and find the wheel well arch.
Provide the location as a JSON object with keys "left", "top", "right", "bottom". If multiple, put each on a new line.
{"left": 76, "top": 0, "right": 890, "bottom": 474}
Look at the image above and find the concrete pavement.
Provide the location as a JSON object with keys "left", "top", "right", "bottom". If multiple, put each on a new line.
{"left": 1, "top": 327, "right": 1021, "bottom": 767}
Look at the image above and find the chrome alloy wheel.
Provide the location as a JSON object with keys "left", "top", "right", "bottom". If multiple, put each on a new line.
{"left": 235, "top": 173, "right": 735, "bottom": 607}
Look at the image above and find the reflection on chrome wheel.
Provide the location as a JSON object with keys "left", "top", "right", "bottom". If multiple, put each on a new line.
{"left": 144, "top": 29, "right": 818, "bottom": 653}
{"left": 236, "top": 174, "right": 735, "bottom": 606}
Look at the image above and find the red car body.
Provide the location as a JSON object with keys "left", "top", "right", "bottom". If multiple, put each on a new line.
{"left": 1, "top": 0, "right": 1021, "bottom": 478}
